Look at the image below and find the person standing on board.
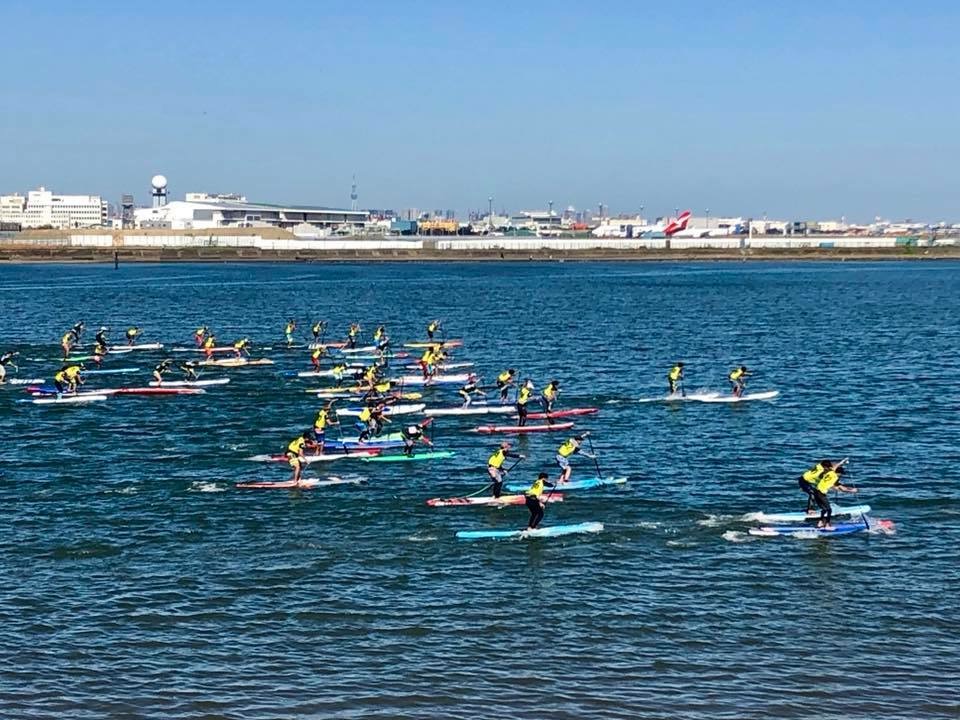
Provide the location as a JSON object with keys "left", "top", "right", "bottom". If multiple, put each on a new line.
{"left": 427, "top": 320, "right": 442, "bottom": 341}
{"left": 286, "top": 432, "right": 312, "bottom": 486}
{"left": 312, "top": 404, "right": 338, "bottom": 451}
{"left": 401, "top": 423, "right": 433, "bottom": 457}
{"left": 373, "top": 325, "right": 390, "bottom": 350}
{"left": 798, "top": 459, "right": 833, "bottom": 512}
{"left": 125, "top": 327, "right": 142, "bottom": 346}
{"left": 556, "top": 434, "right": 594, "bottom": 483}
{"left": 358, "top": 404, "right": 389, "bottom": 441}
{"left": 202, "top": 333, "right": 218, "bottom": 359}
{"left": 232, "top": 338, "right": 252, "bottom": 358}
{"left": 346, "top": 323, "right": 361, "bottom": 349}
{"left": 153, "top": 359, "right": 175, "bottom": 384}
{"left": 496, "top": 369, "right": 516, "bottom": 403}
{"left": 54, "top": 364, "right": 84, "bottom": 394}
{"left": 487, "top": 442, "right": 524, "bottom": 498}
{"left": 524, "top": 472, "right": 555, "bottom": 530}
{"left": 311, "top": 320, "right": 326, "bottom": 343}
{"left": 194, "top": 325, "right": 208, "bottom": 347}
{"left": 180, "top": 361, "right": 199, "bottom": 381}
{"left": 811, "top": 466, "right": 858, "bottom": 528}
{"left": 418, "top": 346, "right": 435, "bottom": 380}
{"left": 516, "top": 379, "right": 535, "bottom": 427}
{"left": 284, "top": 319, "right": 297, "bottom": 347}
{"left": 540, "top": 380, "right": 560, "bottom": 413}
{"left": 458, "top": 375, "right": 485, "bottom": 407}
{"left": 668, "top": 362, "right": 685, "bottom": 395}
{"left": 310, "top": 345, "right": 328, "bottom": 371}
{"left": 728, "top": 365, "right": 750, "bottom": 397}
{"left": 71, "top": 321, "right": 86, "bottom": 343}
{"left": 95, "top": 326, "right": 110, "bottom": 353}
{"left": 0, "top": 351, "right": 18, "bottom": 384}
{"left": 60, "top": 330, "right": 75, "bottom": 360}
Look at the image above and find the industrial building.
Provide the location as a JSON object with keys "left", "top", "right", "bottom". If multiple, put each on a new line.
{"left": 0, "top": 187, "right": 107, "bottom": 229}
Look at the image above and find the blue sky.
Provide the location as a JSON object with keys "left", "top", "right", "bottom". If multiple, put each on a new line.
{"left": 0, "top": 1, "right": 956, "bottom": 221}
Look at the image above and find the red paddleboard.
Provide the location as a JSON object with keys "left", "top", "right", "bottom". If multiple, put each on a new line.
{"left": 474, "top": 422, "right": 574, "bottom": 434}
{"left": 426, "top": 494, "right": 564, "bottom": 507}
{"left": 525, "top": 407, "right": 599, "bottom": 420}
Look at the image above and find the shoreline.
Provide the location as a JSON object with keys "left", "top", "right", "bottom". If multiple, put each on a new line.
{"left": 1, "top": 245, "right": 958, "bottom": 264}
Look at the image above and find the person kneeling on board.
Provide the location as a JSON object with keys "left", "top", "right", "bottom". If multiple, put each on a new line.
{"left": 153, "top": 359, "right": 175, "bottom": 384}
{"left": 811, "top": 465, "right": 858, "bottom": 528}
{"left": 668, "top": 362, "right": 684, "bottom": 395}
{"left": 798, "top": 460, "right": 833, "bottom": 512}
{"left": 524, "top": 472, "right": 555, "bottom": 530}
{"left": 556, "top": 434, "right": 595, "bottom": 483}
{"left": 515, "top": 379, "right": 535, "bottom": 427}
{"left": 487, "top": 442, "right": 524, "bottom": 498}
{"left": 728, "top": 365, "right": 750, "bottom": 398}
{"left": 286, "top": 432, "right": 313, "bottom": 486}
{"left": 401, "top": 423, "right": 433, "bottom": 457}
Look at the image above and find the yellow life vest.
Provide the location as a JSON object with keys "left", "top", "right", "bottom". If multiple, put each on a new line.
{"left": 517, "top": 387, "right": 531, "bottom": 405}
{"left": 802, "top": 463, "right": 825, "bottom": 484}
{"left": 525, "top": 477, "right": 547, "bottom": 498}
{"left": 816, "top": 470, "right": 841, "bottom": 494}
{"left": 65, "top": 366, "right": 81, "bottom": 380}
{"left": 543, "top": 384, "right": 556, "bottom": 400}
{"left": 668, "top": 366, "right": 682, "bottom": 381}
{"left": 488, "top": 449, "right": 506, "bottom": 468}
{"left": 287, "top": 437, "right": 306, "bottom": 455}
{"left": 314, "top": 410, "right": 328, "bottom": 430}
{"left": 729, "top": 368, "right": 744, "bottom": 381}
{"left": 359, "top": 407, "right": 372, "bottom": 422}
{"left": 497, "top": 371, "right": 512, "bottom": 384}
{"left": 558, "top": 439, "right": 578, "bottom": 457}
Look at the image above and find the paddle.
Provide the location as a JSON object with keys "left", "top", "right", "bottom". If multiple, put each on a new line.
{"left": 585, "top": 432, "right": 602, "bottom": 479}
{"left": 467, "top": 457, "right": 524, "bottom": 498}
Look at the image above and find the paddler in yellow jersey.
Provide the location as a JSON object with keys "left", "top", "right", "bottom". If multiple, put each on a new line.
{"left": 312, "top": 404, "right": 338, "bottom": 449}
{"left": 798, "top": 459, "right": 833, "bottom": 513}
{"left": 515, "top": 379, "right": 534, "bottom": 427}
{"left": 524, "top": 472, "right": 555, "bottom": 530}
{"left": 125, "top": 326, "right": 142, "bottom": 346}
{"left": 427, "top": 319, "right": 442, "bottom": 341}
{"left": 60, "top": 331, "right": 75, "bottom": 359}
{"left": 419, "top": 347, "right": 435, "bottom": 379}
{"left": 54, "top": 364, "right": 84, "bottom": 394}
{"left": 90, "top": 338, "right": 108, "bottom": 368}
{"left": 202, "top": 333, "right": 217, "bottom": 359}
{"left": 728, "top": 365, "right": 750, "bottom": 397}
{"left": 668, "top": 362, "right": 685, "bottom": 395}
{"left": 310, "top": 345, "right": 328, "bottom": 371}
{"left": 232, "top": 338, "right": 252, "bottom": 358}
{"left": 286, "top": 431, "right": 313, "bottom": 485}
{"left": 541, "top": 380, "right": 560, "bottom": 413}
{"left": 284, "top": 319, "right": 297, "bottom": 347}
{"left": 487, "top": 442, "right": 525, "bottom": 498}
{"left": 194, "top": 325, "right": 208, "bottom": 347}
{"left": 311, "top": 320, "right": 326, "bottom": 342}
{"left": 358, "top": 403, "right": 389, "bottom": 441}
{"left": 556, "top": 433, "right": 595, "bottom": 483}
{"left": 360, "top": 364, "right": 380, "bottom": 392}
{"left": 811, "top": 465, "right": 858, "bottom": 528}
{"left": 496, "top": 368, "right": 516, "bottom": 403}
{"left": 373, "top": 325, "right": 390, "bottom": 350}
{"left": 346, "top": 323, "right": 361, "bottom": 349}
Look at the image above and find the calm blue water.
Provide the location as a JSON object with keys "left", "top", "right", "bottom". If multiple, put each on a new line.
{"left": 1, "top": 261, "right": 958, "bottom": 719}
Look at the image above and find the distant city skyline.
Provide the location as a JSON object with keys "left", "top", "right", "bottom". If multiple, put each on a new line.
{"left": 1, "top": 1, "right": 957, "bottom": 223}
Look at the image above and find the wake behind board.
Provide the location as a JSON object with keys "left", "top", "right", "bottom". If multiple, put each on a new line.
{"left": 456, "top": 521, "right": 603, "bottom": 540}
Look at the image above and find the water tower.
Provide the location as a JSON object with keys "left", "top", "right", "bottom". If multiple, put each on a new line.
{"left": 151, "top": 174, "right": 168, "bottom": 208}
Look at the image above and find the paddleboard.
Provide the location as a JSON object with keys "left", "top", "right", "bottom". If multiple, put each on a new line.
{"left": 171, "top": 346, "right": 237, "bottom": 354}
{"left": 111, "top": 343, "right": 163, "bottom": 353}
{"left": 474, "top": 421, "right": 574, "bottom": 434}
{"left": 424, "top": 404, "right": 516, "bottom": 417}
{"left": 402, "top": 362, "right": 474, "bottom": 371}
{"left": 199, "top": 358, "right": 274, "bottom": 367}
{"left": 748, "top": 519, "right": 889, "bottom": 537}
{"left": 147, "top": 378, "right": 231, "bottom": 388}
{"left": 750, "top": 505, "right": 872, "bottom": 524}
{"left": 247, "top": 449, "right": 382, "bottom": 463}
{"left": 504, "top": 476, "right": 628, "bottom": 493}
{"left": 85, "top": 368, "right": 141, "bottom": 375}
{"left": 108, "top": 387, "right": 206, "bottom": 396}
{"left": 290, "top": 368, "right": 363, "bottom": 378}
{"left": 336, "top": 403, "right": 425, "bottom": 418}
{"left": 404, "top": 339, "right": 463, "bottom": 349}
{"left": 427, "top": 493, "right": 564, "bottom": 507}
{"left": 362, "top": 451, "right": 455, "bottom": 463}
{"left": 525, "top": 407, "right": 599, "bottom": 420}
{"left": 7, "top": 378, "right": 45, "bottom": 385}
{"left": 235, "top": 477, "right": 363, "bottom": 489}
{"left": 640, "top": 390, "right": 780, "bottom": 404}
{"left": 337, "top": 345, "right": 379, "bottom": 354}
{"left": 456, "top": 521, "right": 603, "bottom": 540}
{"left": 22, "top": 394, "right": 109, "bottom": 405}
{"left": 392, "top": 373, "right": 471, "bottom": 386}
